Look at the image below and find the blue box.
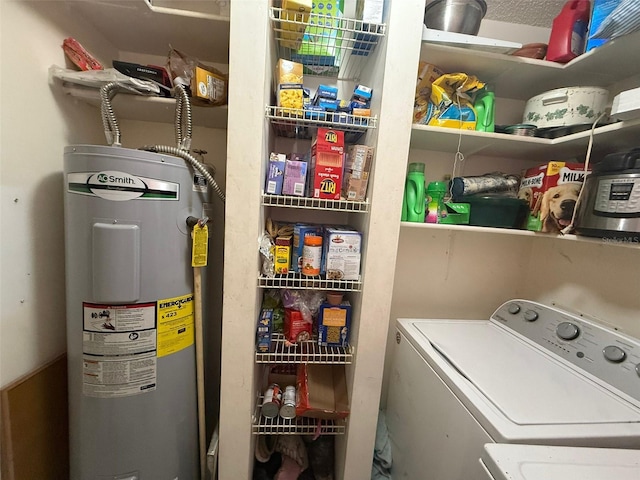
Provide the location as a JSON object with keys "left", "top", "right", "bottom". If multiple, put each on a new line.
{"left": 317, "top": 301, "right": 352, "bottom": 347}
{"left": 292, "top": 223, "right": 323, "bottom": 272}
{"left": 256, "top": 308, "right": 274, "bottom": 353}
{"left": 265, "top": 153, "right": 286, "bottom": 195}
{"left": 586, "top": 0, "right": 622, "bottom": 52}
{"left": 313, "top": 84, "right": 339, "bottom": 104}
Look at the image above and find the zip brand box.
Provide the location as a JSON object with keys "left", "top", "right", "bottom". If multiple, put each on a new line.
{"left": 309, "top": 128, "right": 344, "bottom": 200}
{"left": 265, "top": 153, "right": 286, "bottom": 195}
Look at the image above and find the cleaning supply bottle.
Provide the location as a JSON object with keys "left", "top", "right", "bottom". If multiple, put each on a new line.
{"left": 426, "top": 181, "right": 447, "bottom": 223}
{"left": 401, "top": 163, "right": 426, "bottom": 222}
{"left": 546, "top": 0, "right": 591, "bottom": 63}
{"left": 474, "top": 88, "right": 495, "bottom": 133}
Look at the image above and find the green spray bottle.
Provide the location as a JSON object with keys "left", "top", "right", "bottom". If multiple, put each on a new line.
{"left": 474, "top": 88, "right": 495, "bottom": 133}
{"left": 401, "top": 163, "right": 426, "bottom": 222}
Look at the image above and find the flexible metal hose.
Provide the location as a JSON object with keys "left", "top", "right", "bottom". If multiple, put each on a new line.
{"left": 174, "top": 84, "right": 192, "bottom": 151}
{"left": 100, "top": 82, "right": 122, "bottom": 146}
{"left": 141, "top": 145, "right": 226, "bottom": 203}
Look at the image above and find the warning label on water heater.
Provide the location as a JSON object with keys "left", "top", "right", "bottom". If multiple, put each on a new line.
{"left": 82, "top": 302, "right": 157, "bottom": 398}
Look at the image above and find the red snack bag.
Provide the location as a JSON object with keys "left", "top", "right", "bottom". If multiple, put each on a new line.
{"left": 62, "top": 37, "right": 103, "bottom": 71}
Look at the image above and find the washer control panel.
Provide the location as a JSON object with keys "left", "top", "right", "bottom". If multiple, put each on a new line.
{"left": 492, "top": 299, "right": 640, "bottom": 403}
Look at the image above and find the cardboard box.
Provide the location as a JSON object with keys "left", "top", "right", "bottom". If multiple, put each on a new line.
{"left": 322, "top": 227, "right": 361, "bottom": 280}
{"left": 284, "top": 308, "right": 312, "bottom": 343}
{"left": 296, "top": 364, "right": 350, "bottom": 420}
{"left": 256, "top": 308, "right": 275, "bottom": 353}
{"left": 356, "top": 0, "right": 384, "bottom": 23}
{"left": 308, "top": 128, "right": 344, "bottom": 200}
{"left": 280, "top": 0, "right": 312, "bottom": 49}
{"left": 518, "top": 162, "right": 589, "bottom": 234}
{"left": 191, "top": 64, "right": 227, "bottom": 106}
{"left": 346, "top": 145, "right": 374, "bottom": 173}
{"left": 267, "top": 364, "right": 298, "bottom": 389}
{"left": 283, "top": 160, "right": 308, "bottom": 196}
{"left": 342, "top": 173, "right": 369, "bottom": 201}
{"left": 317, "top": 301, "right": 351, "bottom": 347}
{"left": 274, "top": 235, "right": 292, "bottom": 274}
{"left": 291, "top": 0, "right": 344, "bottom": 75}
{"left": 277, "top": 84, "right": 304, "bottom": 113}
{"left": 586, "top": 0, "right": 622, "bottom": 52}
{"left": 265, "top": 153, "right": 286, "bottom": 195}
{"left": 275, "top": 59, "right": 303, "bottom": 85}
{"left": 292, "top": 223, "right": 323, "bottom": 273}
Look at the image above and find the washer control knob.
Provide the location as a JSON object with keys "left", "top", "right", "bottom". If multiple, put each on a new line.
{"left": 524, "top": 310, "right": 539, "bottom": 322}
{"left": 603, "top": 345, "right": 626, "bottom": 363}
{"left": 508, "top": 304, "right": 521, "bottom": 314}
{"left": 557, "top": 322, "right": 580, "bottom": 341}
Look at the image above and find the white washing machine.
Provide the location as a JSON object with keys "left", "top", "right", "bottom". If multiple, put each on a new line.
{"left": 385, "top": 299, "right": 640, "bottom": 480}
{"left": 480, "top": 444, "right": 640, "bottom": 480}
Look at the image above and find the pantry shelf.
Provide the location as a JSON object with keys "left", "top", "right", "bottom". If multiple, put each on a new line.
{"left": 270, "top": 7, "right": 385, "bottom": 81}
{"left": 400, "top": 222, "right": 640, "bottom": 249}
{"left": 410, "top": 118, "right": 640, "bottom": 159}
{"left": 262, "top": 193, "right": 369, "bottom": 212}
{"left": 253, "top": 399, "right": 347, "bottom": 435}
{"left": 255, "top": 334, "right": 353, "bottom": 365}
{"left": 258, "top": 273, "right": 362, "bottom": 292}
{"left": 421, "top": 28, "right": 640, "bottom": 101}
{"left": 266, "top": 106, "right": 376, "bottom": 141}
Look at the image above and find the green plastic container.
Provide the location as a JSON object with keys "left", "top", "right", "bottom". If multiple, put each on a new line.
{"left": 402, "top": 163, "right": 426, "bottom": 222}
{"left": 463, "top": 194, "right": 528, "bottom": 229}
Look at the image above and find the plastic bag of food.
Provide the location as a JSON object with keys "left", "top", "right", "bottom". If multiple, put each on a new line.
{"left": 426, "top": 73, "right": 485, "bottom": 130}
{"left": 413, "top": 62, "right": 445, "bottom": 124}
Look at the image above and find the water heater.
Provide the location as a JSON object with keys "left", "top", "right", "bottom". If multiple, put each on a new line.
{"left": 64, "top": 144, "right": 206, "bottom": 479}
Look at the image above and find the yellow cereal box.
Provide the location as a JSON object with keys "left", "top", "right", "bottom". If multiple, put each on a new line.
{"left": 275, "top": 59, "right": 303, "bottom": 85}
{"left": 277, "top": 84, "right": 304, "bottom": 116}
{"left": 280, "top": 0, "right": 312, "bottom": 49}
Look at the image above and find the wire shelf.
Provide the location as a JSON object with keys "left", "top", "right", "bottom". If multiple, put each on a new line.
{"left": 266, "top": 106, "right": 376, "bottom": 141}
{"left": 256, "top": 333, "right": 354, "bottom": 364}
{"left": 262, "top": 193, "right": 370, "bottom": 212}
{"left": 258, "top": 272, "right": 362, "bottom": 292}
{"left": 253, "top": 395, "right": 347, "bottom": 435}
{"left": 270, "top": 7, "right": 385, "bottom": 80}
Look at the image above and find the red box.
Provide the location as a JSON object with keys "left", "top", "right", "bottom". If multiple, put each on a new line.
{"left": 518, "top": 161, "right": 589, "bottom": 234}
{"left": 284, "top": 308, "right": 312, "bottom": 343}
{"left": 308, "top": 128, "right": 344, "bottom": 200}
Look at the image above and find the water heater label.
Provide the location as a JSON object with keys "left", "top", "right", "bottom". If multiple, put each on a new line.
{"left": 67, "top": 172, "right": 179, "bottom": 201}
{"left": 82, "top": 302, "right": 158, "bottom": 398}
{"left": 157, "top": 294, "right": 195, "bottom": 357}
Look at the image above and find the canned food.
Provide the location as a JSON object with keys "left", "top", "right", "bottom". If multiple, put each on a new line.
{"left": 279, "top": 385, "right": 297, "bottom": 419}
{"left": 262, "top": 383, "right": 282, "bottom": 418}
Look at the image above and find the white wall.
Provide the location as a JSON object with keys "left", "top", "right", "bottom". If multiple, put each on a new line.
{"left": 0, "top": 0, "right": 118, "bottom": 387}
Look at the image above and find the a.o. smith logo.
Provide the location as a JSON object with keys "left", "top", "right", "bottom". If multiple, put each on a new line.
{"left": 67, "top": 171, "right": 179, "bottom": 201}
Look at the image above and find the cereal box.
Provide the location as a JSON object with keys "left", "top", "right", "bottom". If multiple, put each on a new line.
{"left": 280, "top": 0, "right": 312, "bottom": 50}
{"left": 284, "top": 308, "right": 312, "bottom": 343}
{"left": 277, "top": 84, "right": 304, "bottom": 114}
{"left": 308, "top": 128, "right": 344, "bottom": 200}
{"left": 265, "top": 153, "right": 286, "bottom": 195}
{"left": 283, "top": 160, "right": 308, "bottom": 196}
{"left": 275, "top": 59, "right": 303, "bottom": 85}
{"left": 191, "top": 64, "right": 227, "bottom": 106}
{"left": 317, "top": 301, "right": 352, "bottom": 347}
{"left": 518, "top": 161, "right": 589, "bottom": 234}
{"left": 322, "top": 227, "right": 361, "bottom": 281}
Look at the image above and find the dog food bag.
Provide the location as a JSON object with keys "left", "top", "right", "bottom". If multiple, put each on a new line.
{"left": 518, "top": 162, "right": 589, "bottom": 234}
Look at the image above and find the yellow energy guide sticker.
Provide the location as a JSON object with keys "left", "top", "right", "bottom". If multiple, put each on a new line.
{"left": 157, "top": 294, "right": 194, "bottom": 357}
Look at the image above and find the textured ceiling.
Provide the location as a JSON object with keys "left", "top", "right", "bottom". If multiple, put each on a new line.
{"left": 483, "top": 0, "right": 567, "bottom": 27}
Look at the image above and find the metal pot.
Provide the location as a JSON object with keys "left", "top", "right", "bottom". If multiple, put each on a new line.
{"left": 523, "top": 86, "right": 610, "bottom": 129}
{"left": 424, "top": 0, "right": 487, "bottom": 35}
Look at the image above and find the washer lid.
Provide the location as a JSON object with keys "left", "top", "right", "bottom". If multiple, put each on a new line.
{"left": 401, "top": 319, "right": 640, "bottom": 425}
{"left": 481, "top": 444, "right": 640, "bottom": 480}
